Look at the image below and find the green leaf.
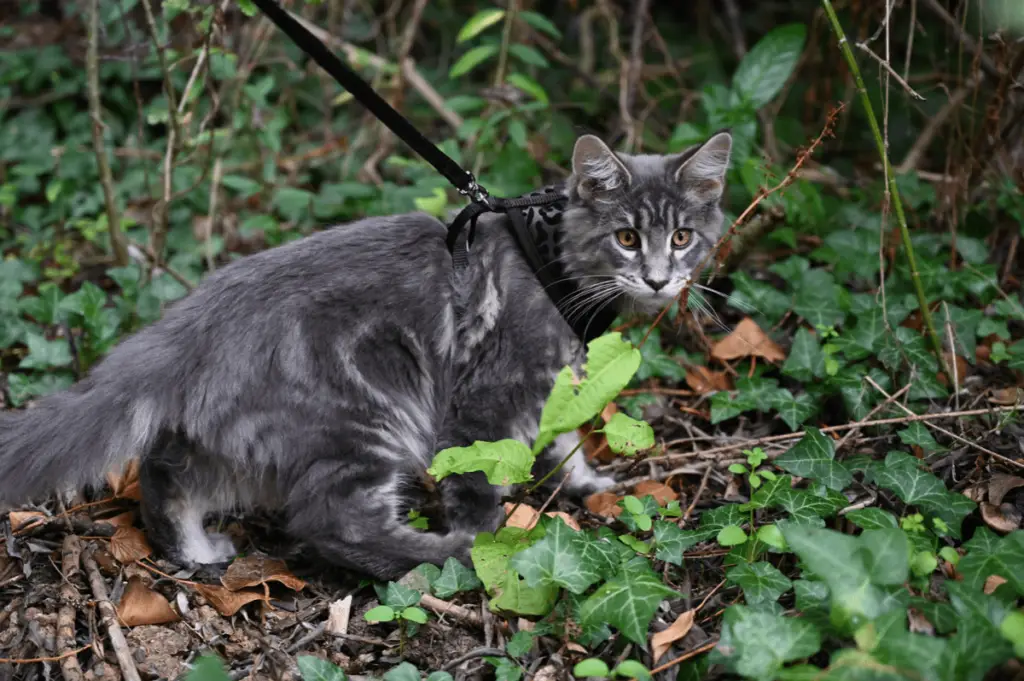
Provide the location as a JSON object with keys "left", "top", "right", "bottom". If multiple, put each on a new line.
{"left": 364, "top": 605, "right": 396, "bottom": 623}
{"left": 710, "top": 605, "right": 821, "bottom": 681}
{"left": 782, "top": 328, "right": 825, "bottom": 381}
{"left": 471, "top": 527, "right": 535, "bottom": 591}
{"left": 775, "top": 428, "right": 852, "bottom": 491}
{"left": 897, "top": 423, "right": 942, "bottom": 452}
{"left": 297, "top": 657, "right": 347, "bottom": 681}
{"left": 717, "top": 525, "right": 748, "bottom": 546}
{"left": 613, "top": 660, "right": 651, "bottom": 680}
{"left": 518, "top": 10, "right": 561, "bottom": 38}
{"left": 846, "top": 508, "right": 899, "bottom": 530}
{"left": 1000, "top": 610, "right": 1024, "bottom": 660}
{"left": 401, "top": 606, "right": 428, "bottom": 624}
{"left": 491, "top": 570, "right": 558, "bottom": 616}
{"left": 432, "top": 557, "right": 483, "bottom": 599}
{"left": 956, "top": 529, "right": 1024, "bottom": 594}
{"left": 456, "top": 8, "right": 506, "bottom": 42}
{"left": 426, "top": 674, "right": 454, "bottom": 681}
{"left": 450, "top": 45, "right": 500, "bottom": 78}
{"left": 727, "top": 561, "right": 793, "bottom": 605}
{"left": 757, "top": 524, "right": 787, "bottom": 551}
{"left": 535, "top": 333, "right": 641, "bottom": 452}
{"left": 428, "top": 439, "right": 534, "bottom": 486}
{"left": 506, "top": 73, "right": 548, "bottom": 105}
{"left": 732, "top": 24, "right": 807, "bottom": 109}
{"left": 509, "top": 44, "right": 548, "bottom": 68}
{"left": 384, "top": 663, "right": 421, "bottom": 681}
{"left": 866, "top": 452, "right": 976, "bottom": 536}
{"left": 506, "top": 630, "right": 535, "bottom": 658}
{"left": 236, "top": 0, "right": 257, "bottom": 16}
{"left": 728, "top": 271, "right": 791, "bottom": 324}
{"left": 580, "top": 564, "right": 677, "bottom": 645}
{"left": 602, "top": 413, "right": 655, "bottom": 455}
{"left": 509, "top": 516, "right": 603, "bottom": 594}
{"left": 771, "top": 390, "right": 819, "bottom": 431}
{"left": 792, "top": 269, "right": 846, "bottom": 328}
{"left": 185, "top": 655, "right": 231, "bottom": 681}
{"left": 384, "top": 582, "right": 421, "bottom": 608}
{"left": 19, "top": 332, "right": 73, "bottom": 370}
{"left": 939, "top": 616, "right": 1014, "bottom": 681}
{"left": 652, "top": 520, "right": 699, "bottom": 565}
{"left": 573, "top": 659, "right": 610, "bottom": 678}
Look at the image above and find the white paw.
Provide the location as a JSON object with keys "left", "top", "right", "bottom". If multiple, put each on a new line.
{"left": 180, "top": 530, "right": 237, "bottom": 564}
{"left": 564, "top": 467, "right": 618, "bottom": 496}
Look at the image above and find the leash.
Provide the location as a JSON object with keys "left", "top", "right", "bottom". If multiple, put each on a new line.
{"left": 248, "top": 0, "right": 616, "bottom": 342}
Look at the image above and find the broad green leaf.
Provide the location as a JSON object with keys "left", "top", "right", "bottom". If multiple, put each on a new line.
{"left": 384, "top": 663, "right": 421, "bottom": 681}
{"left": 792, "top": 268, "right": 846, "bottom": 328}
{"left": 710, "top": 605, "right": 821, "bottom": 681}
{"left": 846, "top": 508, "right": 899, "bottom": 530}
{"left": 653, "top": 520, "right": 700, "bottom": 565}
{"left": 728, "top": 271, "right": 791, "bottom": 324}
{"left": 850, "top": 610, "right": 946, "bottom": 681}
{"left": 456, "top": 8, "right": 505, "bottom": 43}
{"left": 401, "top": 606, "right": 428, "bottom": 624}
{"left": 450, "top": 45, "right": 499, "bottom": 78}
{"left": 518, "top": 10, "right": 561, "bottom": 38}
{"left": 506, "top": 73, "right": 548, "bottom": 104}
{"left": 782, "top": 328, "right": 825, "bottom": 381}
{"left": 1000, "top": 610, "right": 1024, "bottom": 660}
{"left": 602, "top": 412, "right": 654, "bottom": 455}
{"left": 297, "top": 657, "right": 347, "bottom": 681}
{"left": 363, "top": 605, "right": 396, "bottom": 623}
{"left": 384, "top": 582, "right": 421, "bottom": 608}
{"left": 613, "top": 661, "right": 650, "bottom": 680}
{"left": 772, "top": 390, "right": 819, "bottom": 431}
{"left": 579, "top": 565, "right": 677, "bottom": 644}
{"left": 491, "top": 570, "right": 558, "bottom": 616}
{"left": 535, "top": 333, "right": 641, "bottom": 452}
{"left": 506, "top": 630, "right": 535, "bottom": 658}
{"left": 775, "top": 428, "right": 852, "bottom": 491}
{"left": 509, "top": 44, "right": 548, "bottom": 68}
{"left": 945, "top": 581, "right": 1013, "bottom": 629}
{"left": 426, "top": 673, "right": 454, "bottom": 681}
{"left": 866, "top": 452, "right": 976, "bottom": 536}
{"left": 732, "top": 24, "right": 807, "bottom": 109}
{"left": 573, "top": 659, "right": 610, "bottom": 678}
{"left": 509, "top": 516, "right": 603, "bottom": 594}
{"left": 185, "top": 656, "right": 231, "bottom": 681}
{"left": 727, "top": 561, "right": 793, "bottom": 605}
{"left": 717, "top": 525, "right": 748, "bottom": 546}
{"left": 428, "top": 439, "right": 534, "bottom": 486}
{"left": 938, "top": 616, "right": 1014, "bottom": 681}
{"left": 777, "top": 487, "right": 844, "bottom": 525}
{"left": 956, "top": 529, "right": 1024, "bottom": 594}
{"left": 897, "top": 423, "right": 942, "bottom": 452}
{"left": 432, "top": 557, "right": 483, "bottom": 599}
{"left": 738, "top": 376, "right": 788, "bottom": 411}
{"left": 19, "top": 332, "right": 72, "bottom": 370}
{"left": 471, "top": 527, "right": 534, "bottom": 591}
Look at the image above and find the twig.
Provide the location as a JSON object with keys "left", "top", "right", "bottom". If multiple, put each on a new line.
{"left": 863, "top": 377, "right": 1023, "bottom": 469}
{"left": 619, "top": 0, "right": 651, "bottom": 150}
{"left": 419, "top": 594, "right": 504, "bottom": 631}
{"left": 919, "top": 0, "right": 1000, "bottom": 81}
{"left": 897, "top": 77, "right": 978, "bottom": 173}
{"left": 855, "top": 42, "right": 926, "bottom": 100}
{"left": 86, "top": 0, "right": 129, "bottom": 267}
{"left": 821, "top": 0, "right": 947, "bottom": 377}
{"left": 682, "top": 464, "right": 713, "bottom": 522}
{"left": 441, "top": 647, "right": 508, "bottom": 672}
{"left": 82, "top": 544, "right": 142, "bottom": 681}
{"left": 57, "top": 536, "right": 86, "bottom": 681}
{"left": 834, "top": 383, "right": 912, "bottom": 451}
{"left": 648, "top": 640, "right": 718, "bottom": 675}
{"left": 0, "top": 646, "right": 92, "bottom": 665}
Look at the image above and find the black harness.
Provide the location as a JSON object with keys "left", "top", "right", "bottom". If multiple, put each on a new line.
{"left": 250, "top": 0, "right": 617, "bottom": 343}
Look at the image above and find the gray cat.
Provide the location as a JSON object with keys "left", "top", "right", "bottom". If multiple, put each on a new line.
{"left": 0, "top": 132, "right": 731, "bottom": 580}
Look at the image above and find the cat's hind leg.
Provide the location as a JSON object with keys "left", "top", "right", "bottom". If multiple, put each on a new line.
{"left": 139, "top": 432, "right": 239, "bottom": 565}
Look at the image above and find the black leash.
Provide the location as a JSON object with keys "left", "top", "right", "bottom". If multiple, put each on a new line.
{"left": 248, "top": 0, "right": 616, "bottom": 342}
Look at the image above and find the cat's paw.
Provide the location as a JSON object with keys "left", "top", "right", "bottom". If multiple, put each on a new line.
{"left": 563, "top": 467, "right": 618, "bottom": 498}
{"left": 180, "top": 532, "right": 238, "bottom": 565}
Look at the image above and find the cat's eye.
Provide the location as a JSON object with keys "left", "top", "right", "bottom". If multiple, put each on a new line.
{"left": 615, "top": 229, "right": 640, "bottom": 249}
{"left": 671, "top": 229, "right": 693, "bottom": 248}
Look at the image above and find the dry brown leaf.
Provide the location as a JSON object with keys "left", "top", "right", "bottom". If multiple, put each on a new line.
{"left": 651, "top": 610, "right": 695, "bottom": 663}
{"left": 939, "top": 353, "right": 970, "bottom": 386}
{"left": 9, "top": 511, "right": 46, "bottom": 532}
{"left": 633, "top": 481, "right": 678, "bottom": 506}
{"left": 685, "top": 366, "right": 732, "bottom": 394}
{"left": 96, "top": 511, "right": 135, "bottom": 529}
{"left": 117, "top": 577, "right": 179, "bottom": 627}
{"left": 984, "top": 575, "right": 1008, "bottom": 595}
{"left": 220, "top": 555, "right": 306, "bottom": 592}
{"left": 980, "top": 502, "right": 1020, "bottom": 534}
{"left": 989, "top": 474, "right": 1024, "bottom": 505}
{"left": 585, "top": 491, "right": 622, "bottom": 518}
{"left": 711, "top": 317, "right": 786, "bottom": 363}
{"left": 193, "top": 583, "right": 267, "bottom": 617}
{"left": 106, "top": 459, "right": 142, "bottom": 501}
{"left": 502, "top": 504, "right": 581, "bottom": 530}
{"left": 110, "top": 526, "right": 153, "bottom": 565}
{"left": 907, "top": 607, "right": 935, "bottom": 635}
{"left": 601, "top": 402, "right": 619, "bottom": 422}
{"left": 988, "top": 387, "right": 1024, "bottom": 405}
{"left": 546, "top": 511, "right": 582, "bottom": 531}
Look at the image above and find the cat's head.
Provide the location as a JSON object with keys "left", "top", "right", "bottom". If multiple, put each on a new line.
{"left": 561, "top": 132, "right": 732, "bottom": 315}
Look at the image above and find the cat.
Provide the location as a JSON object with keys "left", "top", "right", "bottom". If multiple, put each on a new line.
{"left": 0, "top": 131, "right": 732, "bottom": 580}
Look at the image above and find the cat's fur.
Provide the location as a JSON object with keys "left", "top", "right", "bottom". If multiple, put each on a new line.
{"left": 0, "top": 132, "right": 731, "bottom": 579}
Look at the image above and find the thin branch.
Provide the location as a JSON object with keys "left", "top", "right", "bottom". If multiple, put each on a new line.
{"left": 855, "top": 41, "right": 926, "bottom": 100}
{"left": 82, "top": 544, "right": 142, "bottom": 681}
{"left": 620, "top": 0, "right": 651, "bottom": 150}
{"left": 919, "top": 0, "right": 1001, "bottom": 80}
{"left": 86, "top": 0, "right": 130, "bottom": 267}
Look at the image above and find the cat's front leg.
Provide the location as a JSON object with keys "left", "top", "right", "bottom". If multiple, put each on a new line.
{"left": 536, "top": 430, "right": 617, "bottom": 498}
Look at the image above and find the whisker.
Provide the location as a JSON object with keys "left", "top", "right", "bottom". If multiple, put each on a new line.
{"left": 693, "top": 283, "right": 761, "bottom": 315}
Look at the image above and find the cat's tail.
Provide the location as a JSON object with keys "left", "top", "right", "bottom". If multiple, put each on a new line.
{"left": 0, "top": 375, "right": 163, "bottom": 505}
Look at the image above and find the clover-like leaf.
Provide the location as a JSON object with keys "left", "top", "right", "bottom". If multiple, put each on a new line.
{"left": 432, "top": 557, "right": 483, "bottom": 599}
{"left": 775, "top": 428, "right": 852, "bottom": 491}
{"left": 509, "top": 516, "right": 603, "bottom": 594}
{"left": 603, "top": 412, "right": 655, "bottom": 456}
{"left": 727, "top": 561, "right": 793, "bottom": 605}
{"left": 428, "top": 439, "right": 534, "bottom": 486}
{"left": 579, "top": 564, "right": 677, "bottom": 645}
{"left": 710, "top": 605, "right": 821, "bottom": 681}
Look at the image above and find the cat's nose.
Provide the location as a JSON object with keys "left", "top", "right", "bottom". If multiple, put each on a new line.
{"left": 644, "top": 277, "right": 668, "bottom": 292}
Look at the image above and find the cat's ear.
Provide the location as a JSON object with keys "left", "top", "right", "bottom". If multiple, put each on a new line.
{"left": 674, "top": 131, "right": 732, "bottom": 203}
{"left": 571, "top": 135, "right": 632, "bottom": 202}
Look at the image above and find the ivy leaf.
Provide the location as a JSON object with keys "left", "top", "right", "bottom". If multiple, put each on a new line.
{"left": 579, "top": 564, "right": 677, "bottom": 645}
{"left": 509, "top": 516, "right": 603, "bottom": 594}
{"left": 710, "top": 391, "right": 756, "bottom": 424}
{"left": 775, "top": 428, "right": 852, "bottom": 491}
{"left": 955, "top": 529, "right": 1024, "bottom": 594}
{"left": 471, "top": 527, "right": 535, "bottom": 592}
{"left": 384, "top": 582, "right": 421, "bottom": 609}
{"left": 771, "top": 390, "right": 818, "bottom": 431}
{"left": 432, "top": 557, "right": 483, "bottom": 599}
{"left": 727, "top": 562, "right": 793, "bottom": 605}
{"left": 710, "top": 605, "right": 821, "bottom": 681}
{"left": 843, "top": 306, "right": 889, "bottom": 359}
{"left": 737, "top": 376, "right": 788, "bottom": 411}
{"left": 535, "top": 333, "right": 641, "bottom": 452}
{"left": 490, "top": 571, "right": 558, "bottom": 616}
{"left": 603, "top": 413, "right": 655, "bottom": 456}
{"left": 652, "top": 520, "right": 700, "bottom": 566}
{"left": 383, "top": 663, "right": 421, "bottom": 681}
{"left": 19, "top": 332, "right": 73, "bottom": 370}
{"left": 897, "top": 423, "right": 943, "bottom": 453}
{"left": 732, "top": 24, "right": 808, "bottom": 109}
{"left": 846, "top": 508, "right": 899, "bottom": 530}
{"left": 748, "top": 474, "right": 794, "bottom": 509}
{"left": 728, "top": 271, "right": 791, "bottom": 324}
{"left": 792, "top": 269, "right": 846, "bottom": 328}
{"left": 938, "top": 615, "right": 1014, "bottom": 681}
{"left": 297, "top": 656, "right": 347, "bottom": 681}
{"left": 782, "top": 328, "right": 825, "bottom": 381}
{"left": 428, "top": 439, "right": 534, "bottom": 486}
{"left": 866, "top": 452, "right": 976, "bottom": 536}
{"left": 776, "top": 488, "right": 843, "bottom": 525}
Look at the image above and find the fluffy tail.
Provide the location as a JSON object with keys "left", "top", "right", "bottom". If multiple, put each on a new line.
{"left": 0, "top": 378, "right": 160, "bottom": 505}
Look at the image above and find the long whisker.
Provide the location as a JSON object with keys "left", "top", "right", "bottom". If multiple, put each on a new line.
{"left": 562, "top": 284, "right": 622, "bottom": 325}
{"left": 693, "top": 283, "right": 761, "bottom": 315}
{"left": 582, "top": 291, "right": 625, "bottom": 340}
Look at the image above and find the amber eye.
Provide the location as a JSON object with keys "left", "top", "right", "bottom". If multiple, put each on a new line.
{"left": 671, "top": 229, "right": 693, "bottom": 248}
{"left": 615, "top": 229, "right": 640, "bottom": 249}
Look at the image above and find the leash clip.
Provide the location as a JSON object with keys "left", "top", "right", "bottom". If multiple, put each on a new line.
{"left": 459, "top": 178, "right": 493, "bottom": 208}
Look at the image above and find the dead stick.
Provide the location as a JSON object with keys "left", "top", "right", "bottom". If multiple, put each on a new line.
{"left": 649, "top": 640, "right": 718, "bottom": 675}
{"left": 0, "top": 646, "right": 92, "bottom": 665}
{"left": 82, "top": 544, "right": 142, "bottom": 681}
{"left": 834, "top": 383, "right": 912, "bottom": 451}
{"left": 57, "top": 536, "right": 86, "bottom": 681}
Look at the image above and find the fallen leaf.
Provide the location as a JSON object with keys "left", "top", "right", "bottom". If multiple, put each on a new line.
{"left": 96, "top": 511, "right": 135, "bottom": 529}
{"left": 980, "top": 502, "right": 1019, "bottom": 534}
{"left": 601, "top": 402, "right": 619, "bottom": 422}
{"left": 975, "top": 344, "right": 992, "bottom": 363}
{"left": 987, "top": 387, "right": 1023, "bottom": 406}
{"left": 220, "top": 555, "right": 306, "bottom": 592}
{"left": 984, "top": 575, "right": 1008, "bottom": 595}
{"left": 938, "top": 353, "right": 970, "bottom": 387}
{"left": 110, "top": 527, "right": 153, "bottom": 565}
{"left": 117, "top": 577, "right": 179, "bottom": 627}
{"left": 106, "top": 459, "right": 142, "bottom": 501}
{"left": 633, "top": 481, "right": 678, "bottom": 506}
{"left": 711, "top": 317, "right": 786, "bottom": 363}
{"left": 193, "top": 583, "right": 267, "bottom": 617}
{"left": 584, "top": 491, "right": 622, "bottom": 518}
{"left": 685, "top": 366, "right": 732, "bottom": 394}
{"left": 9, "top": 511, "right": 46, "bottom": 533}
{"left": 907, "top": 607, "right": 935, "bottom": 636}
{"left": 651, "top": 610, "right": 695, "bottom": 662}
{"left": 989, "top": 474, "right": 1024, "bottom": 505}
{"left": 502, "top": 503, "right": 581, "bottom": 531}
{"left": 579, "top": 423, "right": 614, "bottom": 464}
{"left": 565, "top": 642, "right": 587, "bottom": 654}
{"left": 547, "top": 511, "right": 582, "bottom": 531}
